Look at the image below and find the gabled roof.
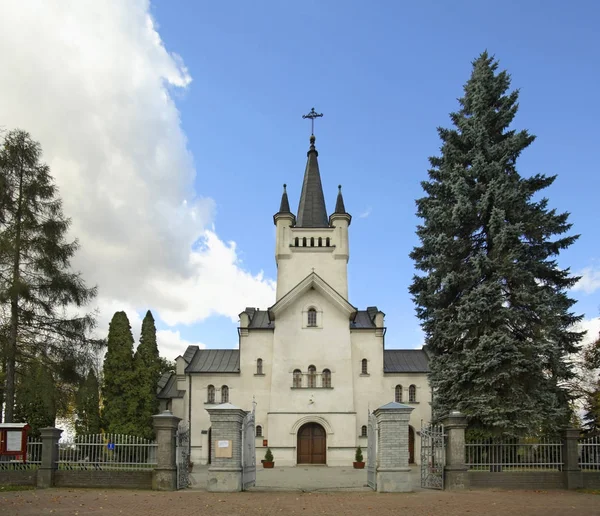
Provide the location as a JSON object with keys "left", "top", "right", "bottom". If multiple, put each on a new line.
{"left": 268, "top": 271, "right": 356, "bottom": 320}
{"left": 296, "top": 135, "right": 328, "bottom": 228}
{"left": 182, "top": 345, "right": 198, "bottom": 363}
{"left": 185, "top": 349, "right": 240, "bottom": 373}
{"left": 240, "top": 308, "right": 274, "bottom": 329}
{"left": 383, "top": 349, "right": 430, "bottom": 373}
{"left": 156, "top": 372, "right": 185, "bottom": 399}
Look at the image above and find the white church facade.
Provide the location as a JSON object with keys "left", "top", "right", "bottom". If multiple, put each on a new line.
{"left": 157, "top": 132, "right": 432, "bottom": 466}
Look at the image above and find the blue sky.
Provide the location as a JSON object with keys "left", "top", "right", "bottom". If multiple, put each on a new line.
{"left": 2, "top": 1, "right": 598, "bottom": 357}
{"left": 148, "top": 0, "right": 600, "bottom": 350}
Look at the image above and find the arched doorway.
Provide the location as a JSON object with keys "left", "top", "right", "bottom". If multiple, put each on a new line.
{"left": 408, "top": 426, "right": 415, "bottom": 464}
{"left": 297, "top": 423, "right": 326, "bottom": 464}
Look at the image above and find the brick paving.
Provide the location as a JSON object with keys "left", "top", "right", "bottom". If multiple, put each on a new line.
{"left": 0, "top": 488, "right": 598, "bottom": 516}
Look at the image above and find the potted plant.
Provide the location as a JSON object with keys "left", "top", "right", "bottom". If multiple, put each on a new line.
{"left": 263, "top": 447, "right": 274, "bottom": 468}
{"left": 353, "top": 446, "right": 365, "bottom": 469}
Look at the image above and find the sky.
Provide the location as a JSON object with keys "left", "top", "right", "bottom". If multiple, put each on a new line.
{"left": 0, "top": 0, "right": 599, "bottom": 359}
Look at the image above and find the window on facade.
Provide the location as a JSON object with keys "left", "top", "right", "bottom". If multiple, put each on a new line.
{"left": 307, "top": 308, "right": 317, "bottom": 327}
{"left": 409, "top": 384, "right": 416, "bottom": 403}
{"left": 326, "top": 237, "right": 330, "bottom": 246}
{"left": 361, "top": 359, "right": 368, "bottom": 375}
{"left": 361, "top": 425, "right": 368, "bottom": 437}
{"left": 221, "top": 385, "right": 229, "bottom": 403}
{"left": 293, "top": 369, "right": 302, "bottom": 388}
{"left": 207, "top": 385, "right": 215, "bottom": 404}
{"left": 295, "top": 237, "right": 299, "bottom": 247}
{"left": 310, "top": 237, "right": 315, "bottom": 247}
{"left": 302, "top": 237, "right": 307, "bottom": 246}
{"left": 257, "top": 358, "right": 263, "bottom": 375}
{"left": 308, "top": 365, "right": 317, "bottom": 388}
{"left": 322, "top": 368, "right": 331, "bottom": 388}
{"left": 395, "top": 385, "right": 403, "bottom": 403}
{"left": 256, "top": 425, "right": 263, "bottom": 437}
{"left": 318, "top": 237, "right": 322, "bottom": 247}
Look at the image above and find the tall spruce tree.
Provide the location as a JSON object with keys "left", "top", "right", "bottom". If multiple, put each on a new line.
{"left": 0, "top": 129, "right": 100, "bottom": 422}
{"left": 410, "top": 53, "right": 584, "bottom": 435}
{"left": 133, "top": 310, "right": 161, "bottom": 439}
{"left": 582, "top": 329, "right": 600, "bottom": 433}
{"left": 75, "top": 369, "right": 101, "bottom": 436}
{"left": 102, "top": 311, "right": 136, "bottom": 434}
{"left": 14, "top": 360, "right": 57, "bottom": 437}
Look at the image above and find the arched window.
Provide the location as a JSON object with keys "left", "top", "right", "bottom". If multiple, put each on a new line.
{"left": 361, "top": 359, "right": 368, "bottom": 375}
{"left": 326, "top": 237, "right": 330, "bottom": 246}
{"left": 207, "top": 385, "right": 215, "bottom": 404}
{"left": 395, "top": 385, "right": 403, "bottom": 403}
{"left": 307, "top": 308, "right": 317, "bottom": 327}
{"left": 256, "top": 425, "right": 263, "bottom": 437}
{"left": 318, "top": 237, "right": 322, "bottom": 247}
{"left": 295, "top": 237, "right": 299, "bottom": 247}
{"left": 361, "top": 425, "right": 368, "bottom": 437}
{"left": 409, "top": 385, "right": 417, "bottom": 403}
{"left": 302, "top": 237, "right": 307, "bottom": 246}
{"left": 322, "top": 368, "right": 331, "bottom": 388}
{"left": 293, "top": 369, "right": 302, "bottom": 388}
{"left": 308, "top": 365, "right": 316, "bottom": 388}
{"left": 257, "top": 358, "right": 263, "bottom": 375}
{"left": 221, "top": 385, "right": 229, "bottom": 403}
{"left": 310, "top": 237, "right": 315, "bottom": 247}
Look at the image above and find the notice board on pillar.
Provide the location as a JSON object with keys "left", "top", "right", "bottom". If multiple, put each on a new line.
{"left": 215, "top": 439, "right": 232, "bottom": 458}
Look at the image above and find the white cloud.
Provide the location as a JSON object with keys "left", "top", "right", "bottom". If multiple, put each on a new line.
{"left": 0, "top": 1, "right": 275, "bottom": 356}
{"left": 359, "top": 207, "right": 372, "bottom": 219}
{"left": 573, "top": 266, "right": 600, "bottom": 295}
{"left": 156, "top": 330, "right": 206, "bottom": 361}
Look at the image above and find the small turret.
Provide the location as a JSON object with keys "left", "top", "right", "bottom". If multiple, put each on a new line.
{"left": 273, "top": 184, "right": 296, "bottom": 226}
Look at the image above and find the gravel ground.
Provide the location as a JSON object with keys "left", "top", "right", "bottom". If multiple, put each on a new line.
{"left": 0, "top": 488, "right": 598, "bottom": 516}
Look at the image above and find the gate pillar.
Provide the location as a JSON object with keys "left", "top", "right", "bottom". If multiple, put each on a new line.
{"left": 206, "top": 403, "right": 247, "bottom": 492}
{"left": 440, "top": 410, "right": 469, "bottom": 490}
{"left": 373, "top": 401, "right": 414, "bottom": 492}
{"left": 152, "top": 410, "right": 181, "bottom": 491}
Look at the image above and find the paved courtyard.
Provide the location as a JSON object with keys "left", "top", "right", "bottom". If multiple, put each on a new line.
{"left": 1, "top": 487, "right": 597, "bottom": 515}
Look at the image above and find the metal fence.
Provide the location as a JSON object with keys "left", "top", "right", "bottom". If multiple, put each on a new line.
{"left": 58, "top": 433, "right": 157, "bottom": 471}
{"left": 0, "top": 437, "right": 42, "bottom": 470}
{"left": 579, "top": 434, "right": 600, "bottom": 471}
{"left": 466, "top": 438, "right": 563, "bottom": 471}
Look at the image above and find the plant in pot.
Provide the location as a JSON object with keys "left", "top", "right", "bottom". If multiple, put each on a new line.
{"left": 353, "top": 446, "right": 365, "bottom": 469}
{"left": 263, "top": 447, "right": 274, "bottom": 468}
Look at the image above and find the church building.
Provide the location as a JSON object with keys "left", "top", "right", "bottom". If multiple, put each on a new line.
{"left": 157, "top": 130, "right": 432, "bottom": 466}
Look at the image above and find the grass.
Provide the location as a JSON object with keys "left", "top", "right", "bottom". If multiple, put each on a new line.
{"left": 0, "top": 484, "right": 35, "bottom": 492}
{"left": 577, "top": 489, "right": 600, "bottom": 495}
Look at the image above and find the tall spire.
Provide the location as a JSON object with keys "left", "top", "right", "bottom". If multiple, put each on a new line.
{"left": 296, "top": 135, "right": 328, "bottom": 228}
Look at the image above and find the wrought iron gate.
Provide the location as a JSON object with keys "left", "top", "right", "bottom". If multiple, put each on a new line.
{"left": 420, "top": 422, "right": 446, "bottom": 490}
{"left": 176, "top": 421, "right": 190, "bottom": 489}
{"left": 241, "top": 406, "right": 256, "bottom": 490}
{"left": 367, "top": 411, "right": 377, "bottom": 490}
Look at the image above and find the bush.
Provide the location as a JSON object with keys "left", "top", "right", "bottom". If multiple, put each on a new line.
{"left": 264, "top": 447, "right": 273, "bottom": 462}
{"left": 355, "top": 446, "right": 363, "bottom": 462}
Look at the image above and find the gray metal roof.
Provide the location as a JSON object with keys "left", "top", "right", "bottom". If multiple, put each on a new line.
{"left": 240, "top": 308, "right": 274, "bottom": 329}
{"left": 351, "top": 308, "right": 380, "bottom": 328}
{"left": 156, "top": 372, "right": 185, "bottom": 399}
{"left": 383, "top": 350, "right": 430, "bottom": 373}
{"left": 185, "top": 349, "right": 240, "bottom": 373}
{"left": 296, "top": 136, "right": 329, "bottom": 228}
{"left": 278, "top": 184, "right": 292, "bottom": 213}
{"left": 333, "top": 185, "right": 346, "bottom": 214}
{"left": 182, "top": 345, "right": 198, "bottom": 363}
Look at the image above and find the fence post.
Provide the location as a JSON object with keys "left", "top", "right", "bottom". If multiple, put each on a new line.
{"left": 36, "top": 427, "right": 62, "bottom": 488}
{"left": 440, "top": 410, "right": 469, "bottom": 490}
{"left": 562, "top": 427, "right": 582, "bottom": 490}
{"left": 152, "top": 410, "right": 181, "bottom": 491}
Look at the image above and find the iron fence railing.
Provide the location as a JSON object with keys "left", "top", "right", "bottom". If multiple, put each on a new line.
{"left": 579, "top": 434, "right": 600, "bottom": 471}
{"left": 466, "top": 438, "right": 563, "bottom": 471}
{"left": 0, "top": 437, "right": 42, "bottom": 470}
{"left": 58, "top": 433, "right": 157, "bottom": 471}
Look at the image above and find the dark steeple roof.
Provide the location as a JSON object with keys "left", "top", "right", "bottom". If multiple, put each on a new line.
{"left": 296, "top": 135, "right": 328, "bottom": 228}
{"left": 279, "top": 184, "right": 291, "bottom": 213}
{"left": 334, "top": 185, "right": 346, "bottom": 214}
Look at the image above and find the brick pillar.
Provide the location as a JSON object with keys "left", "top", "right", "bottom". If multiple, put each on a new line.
{"left": 152, "top": 410, "right": 181, "bottom": 491}
{"left": 440, "top": 410, "right": 469, "bottom": 490}
{"left": 373, "top": 401, "right": 414, "bottom": 492}
{"left": 37, "top": 427, "right": 62, "bottom": 488}
{"left": 562, "top": 427, "right": 582, "bottom": 489}
{"left": 206, "top": 403, "right": 247, "bottom": 492}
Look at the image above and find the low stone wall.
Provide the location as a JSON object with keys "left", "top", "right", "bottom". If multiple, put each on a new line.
{"left": 582, "top": 471, "right": 600, "bottom": 489}
{"left": 0, "top": 469, "right": 37, "bottom": 486}
{"left": 54, "top": 470, "right": 153, "bottom": 489}
{"left": 468, "top": 471, "right": 564, "bottom": 490}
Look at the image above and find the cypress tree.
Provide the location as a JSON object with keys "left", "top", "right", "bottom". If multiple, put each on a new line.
{"left": 410, "top": 52, "right": 583, "bottom": 435}
{"left": 14, "top": 360, "right": 57, "bottom": 437}
{"left": 75, "top": 369, "right": 101, "bottom": 436}
{"left": 133, "top": 310, "right": 161, "bottom": 439}
{"left": 102, "top": 311, "right": 136, "bottom": 434}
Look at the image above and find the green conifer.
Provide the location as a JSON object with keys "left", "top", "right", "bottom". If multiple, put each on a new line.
{"left": 75, "top": 369, "right": 101, "bottom": 436}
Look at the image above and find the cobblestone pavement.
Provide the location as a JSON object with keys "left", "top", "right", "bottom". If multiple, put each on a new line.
{"left": 0, "top": 488, "right": 598, "bottom": 516}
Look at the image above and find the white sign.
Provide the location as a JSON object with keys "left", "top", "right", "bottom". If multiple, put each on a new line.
{"left": 6, "top": 431, "right": 22, "bottom": 452}
{"left": 217, "top": 440, "right": 230, "bottom": 448}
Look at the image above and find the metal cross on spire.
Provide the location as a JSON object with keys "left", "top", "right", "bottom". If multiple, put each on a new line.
{"left": 302, "top": 107, "right": 323, "bottom": 135}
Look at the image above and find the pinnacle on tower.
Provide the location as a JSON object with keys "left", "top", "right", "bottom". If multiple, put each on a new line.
{"left": 334, "top": 185, "right": 346, "bottom": 214}
{"left": 273, "top": 183, "right": 295, "bottom": 225}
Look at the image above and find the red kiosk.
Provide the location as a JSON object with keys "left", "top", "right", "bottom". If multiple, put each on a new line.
{"left": 0, "top": 423, "right": 31, "bottom": 462}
